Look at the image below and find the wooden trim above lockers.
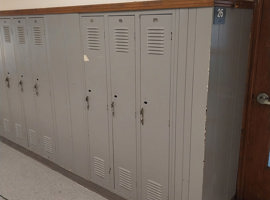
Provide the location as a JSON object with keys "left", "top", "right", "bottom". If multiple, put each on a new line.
{"left": 214, "top": 0, "right": 255, "bottom": 8}
{"left": 0, "top": 0, "right": 254, "bottom": 16}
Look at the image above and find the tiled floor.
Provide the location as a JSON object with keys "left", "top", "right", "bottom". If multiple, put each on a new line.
{"left": 0, "top": 142, "right": 107, "bottom": 200}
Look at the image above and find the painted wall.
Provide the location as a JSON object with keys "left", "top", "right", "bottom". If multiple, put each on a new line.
{"left": 203, "top": 8, "right": 253, "bottom": 200}
{"left": 0, "top": 0, "right": 152, "bottom": 11}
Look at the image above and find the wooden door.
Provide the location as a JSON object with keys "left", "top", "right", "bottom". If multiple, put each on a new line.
{"left": 238, "top": 0, "right": 270, "bottom": 199}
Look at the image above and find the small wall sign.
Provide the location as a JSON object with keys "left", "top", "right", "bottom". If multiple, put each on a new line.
{"left": 214, "top": 7, "right": 226, "bottom": 24}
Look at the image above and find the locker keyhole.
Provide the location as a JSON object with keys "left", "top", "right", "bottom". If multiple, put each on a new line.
{"left": 144, "top": 101, "right": 148, "bottom": 105}
{"left": 88, "top": 90, "right": 92, "bottom": 93}
{"left": 114, "top": 95, "right": 118, "bottom": 98}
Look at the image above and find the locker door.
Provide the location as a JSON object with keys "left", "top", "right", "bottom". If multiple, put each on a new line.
{"left": 0, "top": 26, "right": 11, "bottom": 138}
{"left": 13, "top": 18, "right": 37, "bottom": 149}
{"left": 140, "top": 14, "right": 172, "bottom": 200}
{"left": 108, "top": 16, "right": 136, "bottom": 199}
{"left": 0, "top": 18, "right": 26, "bottom": 146}
{"left": 63, "top": 14, "right": 90, "bottom": 180}
{"left": 80, "top": 16, "right": 111, "bottom": 187}
{"left": 27, "top": 17, "right": 55, "bottom": 160}
{"left": 46, "top": 15, "right": 73, "bottom": 171}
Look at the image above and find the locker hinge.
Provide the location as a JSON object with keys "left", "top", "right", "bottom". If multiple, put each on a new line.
{"left": 104, "top": 32, "right": 105, "bottom": 39}
{"left": 171, "top": 32, "right": 172, "bottom": 40}
{"left": 168, "top": 120, "right": 170, "bottom": 127}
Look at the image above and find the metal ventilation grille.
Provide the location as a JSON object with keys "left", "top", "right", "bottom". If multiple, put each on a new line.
{"left": 146, "top": 180, "right": 162, "bottom": 200}
{"left": 43, "top": 136, "right": 53, "bottom": 153}
{"left": 17, "top": 26, "right": 26, "bottom": 44}
{"left": 33, "top": 26, "right": 43, "bottom": 45}
{"left": 87, "top": 27, "right": 100, "bottom": 50}
{"left": 15, "top": 123, "right": 23, "bottom": 139}
{"left": 114, "top": 28, "right": 129, "bottom": 53}
{"left": 93, "top": 156, "right": 105, "bottom": 178}
{"left": 119, "top": 167, "right": 132, "bottom": 191}
{"left": 28, "top": 129, "right": 38, "bottom": 146}
{"left": 3, "top": 119, "right": 9, "bottom": 133}
{"left": 147, "top": 28, "right": 165, "bottom": 55}
{"left": 3, "top": 26, "right": 11, "bottom": 43}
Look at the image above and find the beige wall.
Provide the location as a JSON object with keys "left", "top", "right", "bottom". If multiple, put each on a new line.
{"left": 0, "top": 0, "right": 152, "bottom": 11}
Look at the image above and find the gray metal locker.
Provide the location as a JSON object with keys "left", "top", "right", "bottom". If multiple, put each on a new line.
{"left": 64, "top": 14, "right": 91, "bottom": 179}
{"left": 0, "top": 27, "right": 11, "bottom": 138}
{"left": 0, "top": 18, "right": 27, "bottom": 147}
{"left": 108, "top": 15, "right": 137, "bottom": 199}
{"left": 27, "top": 17, "right": 55, "bottom": 161}
{"left": 12, "top": 17, "right": 37, "bottom": 150}
{"left": 80, "top": 15, "right": 111, "bottom": 187}
{"left": 46, "top": 15, "right": 73, "bottom": 171}
{"left": 140, "top": 14, "right": 172, "bottom": 200}
{"left": 46, "top": 14, "right": 91, "bottom": 179}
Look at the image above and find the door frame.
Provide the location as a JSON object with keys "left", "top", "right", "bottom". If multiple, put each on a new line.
{"left": 236, "top": 0, "right": 264, "bottom": 199}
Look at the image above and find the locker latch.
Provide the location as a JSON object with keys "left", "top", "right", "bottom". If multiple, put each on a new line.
{"left": 34, "top": 83, "right": 39, "bottom": 96}
{"left": 111, "top": 101, "right": 115, "bottom": 117}
{"left": 85, "top": 96, "right": 90, "bottom": 110}
{"left": 5, "top": 77, "right": 10, "bottom": 88}
{"left": 140, "top": 107, "right": 144, "bottom": 125}
{"left": 19, "top": 80, "right": 23, "bottom": 92}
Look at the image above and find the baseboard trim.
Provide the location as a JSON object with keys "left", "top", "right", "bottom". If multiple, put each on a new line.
{"left": 0, "top": 136, "right": 126, "bottom": 200}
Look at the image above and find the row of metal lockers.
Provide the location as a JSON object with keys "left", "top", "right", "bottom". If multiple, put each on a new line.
{"left": 0, "top": 9, "right": 200, "bottom": 200}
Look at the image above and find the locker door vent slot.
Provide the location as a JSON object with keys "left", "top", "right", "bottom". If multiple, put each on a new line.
{"left": 114, "top": 28, "right": 129, "bottom": 53}
{"left": 43, "top": 136, "right": 54, "bottom": 153}
{"left": 33, "top": 26, "right": 43, "bottom": 45}
{"left": 146, "top": 180, "right": 162, "bottom": 200}
{"left": 147, "top": 28, "right": 165, "bottom": 55}
{"left": 93, "top": 156, "right": 105, "bottom": 178}
{"left": 15, "top": 123, "right": 23, "bottom": 138}
{"left": 28, "top": 129, "right": 38, "bottom": 146}
{"left": 3, "top": 26, "right": 11, "bottom": 43}
{"left": 17, "top": 26, "right": 26, "bottom": 44}
{"left": 87, "top": 27, "right": 100, "bottom": 50}
{"left": 3, "top": 119, "right": 9, "bottom": 132}
{"left": 119, "top": 167, "right": 132, "bottom": 191}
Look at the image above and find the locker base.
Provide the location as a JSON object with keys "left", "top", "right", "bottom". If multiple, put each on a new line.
{"left": 0, "top": 136, "right": 126, "bottom": 200}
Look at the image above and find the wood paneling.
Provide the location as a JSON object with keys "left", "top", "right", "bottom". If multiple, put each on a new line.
{"left": 215, "top": 0, "right": 255, "bottom": 8}
{"left": 0, "top": 0, "right": 214, "bottom": 16}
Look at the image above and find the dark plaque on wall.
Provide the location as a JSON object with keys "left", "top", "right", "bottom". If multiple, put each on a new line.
{"left": 214, "top": 7, "right": 226, "bottom": 24}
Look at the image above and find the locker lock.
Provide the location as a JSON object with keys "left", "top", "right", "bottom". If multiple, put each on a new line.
{"left": 5, "top": 77, "right": 10, "bottom": 88}
{"left": 19, "top": 80, "right": 23, "bottom": 92}
{"left": 85, "top": 96, "right": 90, "bottom": 110}
{"left": 140, "top": 108, "right": 144, "bottom": 125}
{"left": 34, "top": 83, "right": 39, "bottom": 96}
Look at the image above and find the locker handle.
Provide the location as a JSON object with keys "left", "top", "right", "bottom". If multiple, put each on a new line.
{"left": 5, "top": 77, "right": 10, "bottom": 88}
{"left": 111, "top": 101, "right": 115, "bottom": 117}
{"left": 19, "top": 80, "right": 23, "bottom": 92}
{"left": 34, "top": 83, "right": 39, "bottom": 96}
{"left": 140, "top": 107, "right": 144, "bottom": 125}
{"left": 85, "top": 96, "right": 90, "bottom": 110}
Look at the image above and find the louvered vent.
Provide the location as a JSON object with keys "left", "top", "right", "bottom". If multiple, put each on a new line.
{"left": 3, "top": 119, "right": 9, "bottom": 133}
{"left": 147, "top": 28, "right": 165, "bottom": 55}
{"left": 15, "top": 123, "right": 23, "bottom": 138}
{"left": 17, "top": 26, "right": 25, "bottom": 44}
{"left": 33, "top": 26, "right": 43, "bottom": 45}
{"left": 43, "top": 136, "right": 53, "bottom": 153}
{"left": 93, "top": 156, "right": 105, "bottom": 178}
{"left": 114, "top": 28, "right": 129, "bottom": 53}
{"left": 119, "top": 167, "right": 132, "bottom": 191}
{"left": 146, "top": 180, "right": 162, "bottom": 200}
{"left": 3, "top": 26, "right": 11, "bottom": 43}
{"left": 28, "top": 129, "right": 38, "bottom": 146}
{"left": 87, "top": 27, "right": 100, "bottom": 50}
